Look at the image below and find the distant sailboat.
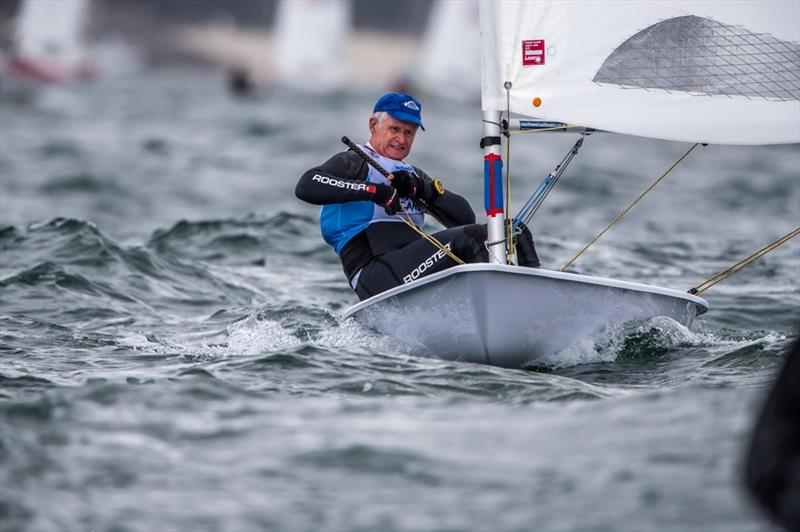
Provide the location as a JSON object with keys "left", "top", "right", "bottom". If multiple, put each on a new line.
{"left": 5, "top": 0, "right": 96, "bottom": 83}
{"left": 413, "top": 0, "right": 481, "bottom": 102}
{"left": 273, "top": 0, "right": 351, "bottom": 93}
{"left": 346, "top": 0, "right": 800, "bottom": 368}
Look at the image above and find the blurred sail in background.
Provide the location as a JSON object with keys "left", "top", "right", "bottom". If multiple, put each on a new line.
{"left": 413, "top": 0, "right": 480, "bottom": 101}
{"left": 169, "top": 0, "right": 421, "bottom": 94}
{"left": 273, "top": 0, "right": 351, "bottom": 93}
{"left": 5, "top": 0, "right": 98, "bottom": 83}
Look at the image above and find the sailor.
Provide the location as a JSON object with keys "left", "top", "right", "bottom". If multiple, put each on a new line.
{"left": 295, "top": 92, "right": 539, "bottom": 300}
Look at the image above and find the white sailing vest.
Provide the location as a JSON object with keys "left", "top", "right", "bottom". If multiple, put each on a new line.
{"left": 361, "top": 143, "right": 425, "bottom": 228}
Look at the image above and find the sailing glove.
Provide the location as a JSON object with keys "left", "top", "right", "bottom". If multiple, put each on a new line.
{"left": 389, "top": 170, "right": 426, "bottom": 200}
{"left": 371, "top": 183, "right": 401, "bottom": 215}
{"left": 513, "top": 221, "right": 541, "bottom": 268}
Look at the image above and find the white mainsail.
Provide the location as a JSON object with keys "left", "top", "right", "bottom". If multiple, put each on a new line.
{"left": 273, "top": 0, "right": 351, "bottom": 93}
{"left": 480, "top": 1, "right": 800, "bottom": 145}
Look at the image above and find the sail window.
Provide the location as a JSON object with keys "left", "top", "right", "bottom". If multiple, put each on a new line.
{"left": 593, "top": 15, "right": 800, "bottom": 101}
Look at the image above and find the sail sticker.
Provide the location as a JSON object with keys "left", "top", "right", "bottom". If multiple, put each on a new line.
{"left": 518, "top": 120, "right": 568, "bottom": 131}
{"left": 522, "top": 40, "right": 545, "bottom": 66}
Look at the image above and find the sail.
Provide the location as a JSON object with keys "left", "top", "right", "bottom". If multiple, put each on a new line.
{"left": 14, "top": 0, "right": 89, "bottom": 68}
{"left": 416, "top": 0, "right": 481, "bottom": 102}
{"left": 273, "top": 0, "right": 351, "bottom": 93}
{"left": 480, "top": 1, "right": 800, "bottom": 145}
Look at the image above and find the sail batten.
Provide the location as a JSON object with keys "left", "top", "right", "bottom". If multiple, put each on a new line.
{"left": 480, "top": 1, "right": 800, "bottom": 145}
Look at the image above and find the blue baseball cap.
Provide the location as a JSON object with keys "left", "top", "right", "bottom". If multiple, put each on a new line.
{"left": 373, "top": 93, "right": 425, "bottom": 131}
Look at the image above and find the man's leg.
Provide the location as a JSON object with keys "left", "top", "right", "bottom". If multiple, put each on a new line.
{"left": 355, "top": 224, "right": 488, "bottom": 299}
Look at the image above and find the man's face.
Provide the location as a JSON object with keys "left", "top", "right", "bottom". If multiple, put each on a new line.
{"left": 368, "top": 115, "right": 418, "bottom": 160}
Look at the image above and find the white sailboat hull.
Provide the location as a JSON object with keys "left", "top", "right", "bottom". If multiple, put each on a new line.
{"left": 344, "top": 264, "right": 708, "bottom": 368}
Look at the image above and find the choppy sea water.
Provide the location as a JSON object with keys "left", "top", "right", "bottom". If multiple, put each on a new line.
{"left": 1, "top": 70, "right": 798, "bottom": 532}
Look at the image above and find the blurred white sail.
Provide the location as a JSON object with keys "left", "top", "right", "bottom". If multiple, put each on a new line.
{"left": 273, "top": 0, "right": 351, "bottom": 93}
{"left": 9, "top": 0, "right": 95, "bottom": 83}
{"left": 416, "top": 0, "right": 481, "bottom": 101}
{"left": 480, "top": 1, "right": 800, "bottom": 144}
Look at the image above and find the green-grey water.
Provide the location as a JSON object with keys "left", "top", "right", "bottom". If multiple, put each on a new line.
{"left": 1, "top": 70, "right": 799, "bottom": 531}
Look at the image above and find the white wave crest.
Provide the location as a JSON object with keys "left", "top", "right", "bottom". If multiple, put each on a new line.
{"left": 316, "top": 318, "right": 408, "bottom": 355}
{"left": 535, "top": 322, "right": 628, "bottom": 368}
{"left": 225, "top": 314, "right": 303, "bottom": 355}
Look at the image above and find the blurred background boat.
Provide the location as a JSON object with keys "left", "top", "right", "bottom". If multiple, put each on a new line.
{"left": 272, "top": 0, "right": 351, "bottom": 93}
{"left": 4, "top": 0, "right": 97, "bottom": 84}
{"left": 393, "top": 0, "right": 480, "bottom": 102}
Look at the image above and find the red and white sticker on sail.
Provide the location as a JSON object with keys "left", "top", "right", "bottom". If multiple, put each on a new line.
{"left": 522, "top": 40, "right": 545, "bottom": 66}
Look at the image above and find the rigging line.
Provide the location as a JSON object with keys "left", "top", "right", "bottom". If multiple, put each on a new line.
{"left": 340, "top": 136, "right": 465, "bottom": 266}
{"left": 560, "top": 142, "right": 700, "bottom": 272}
{"left": 484, "top": 237, "right": 507, "bottom": 264}
{"left": 396, "top": 202, "right": 466, "bottom": 265}
{"left": 689, "top": 227, "right": 800, "bottom": 295}
{"left": 504, "top": 82, "right": 515, "bottom": 264}
{"left": 514, "top": 134, "right": 585, "bottom": 230}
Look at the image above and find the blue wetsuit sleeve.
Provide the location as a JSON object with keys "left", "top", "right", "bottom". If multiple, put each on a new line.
{"left": 296, "top": 151, "right": 372, "bottom": 205}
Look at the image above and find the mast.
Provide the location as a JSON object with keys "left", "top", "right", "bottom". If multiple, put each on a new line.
{"left": 481, "top": 110, "right": 506, "bottom": 264}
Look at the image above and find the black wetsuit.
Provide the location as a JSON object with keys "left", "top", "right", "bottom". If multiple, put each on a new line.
{"left": 296, "top": 148, "right": 539, "bottom": 300}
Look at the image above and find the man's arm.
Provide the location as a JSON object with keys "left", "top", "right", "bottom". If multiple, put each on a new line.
{"left": 295, "top": 151, "right": 373, "bottom": 205}
{"left": 412, "top": 166, "right": 476, "bottom": 227}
